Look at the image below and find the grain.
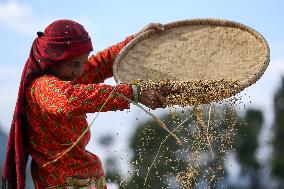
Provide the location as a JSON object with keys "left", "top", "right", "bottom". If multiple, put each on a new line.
{"left": 135, "top": 79, "right": 240, "bottom": 106}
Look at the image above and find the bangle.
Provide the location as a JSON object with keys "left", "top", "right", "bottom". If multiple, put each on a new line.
{"left": 131, "top": 85, "right": 139, "bottom": 103}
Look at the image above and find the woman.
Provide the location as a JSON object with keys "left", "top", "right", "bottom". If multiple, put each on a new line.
{"left": 2, "top": 20, "right": 174, "bottom": 188}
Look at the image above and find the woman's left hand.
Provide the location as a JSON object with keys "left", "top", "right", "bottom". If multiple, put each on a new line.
{"left": 133, "top": 23, "right": 164, "bottom": 38}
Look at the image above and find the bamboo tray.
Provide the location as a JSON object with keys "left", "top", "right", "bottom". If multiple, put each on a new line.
{"left": 113, "top": 18, "right": 270, "bottom": 104}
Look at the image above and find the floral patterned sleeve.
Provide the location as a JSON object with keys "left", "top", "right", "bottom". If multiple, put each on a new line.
{"left": 76, "top": 36, "right": 133, "bottom": 84}
{"left": 30, "top": 75, "right": 133, "bottom": 116}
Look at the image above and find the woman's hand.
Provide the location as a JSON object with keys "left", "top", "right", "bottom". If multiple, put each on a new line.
{"left": 133, "top": 23, "right": 164, "bottom": 38}
{"left": 137, "top": 86, "right": 177, "bottom": 109}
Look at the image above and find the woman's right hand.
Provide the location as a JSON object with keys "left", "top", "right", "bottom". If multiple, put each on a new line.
{"left": 137, "top": 86, "right": 177, "bottom": 109}
{"left": 133, "top": 23, "right": 164, "bottom": 38}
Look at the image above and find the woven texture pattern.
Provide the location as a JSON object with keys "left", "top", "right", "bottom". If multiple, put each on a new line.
{"left": 113, "top": 19, "right": 270, "bottom": 97}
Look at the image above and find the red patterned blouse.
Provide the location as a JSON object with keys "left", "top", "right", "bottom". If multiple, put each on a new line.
{"left": 25, "top": 36, "right": 133, "bottom": 188}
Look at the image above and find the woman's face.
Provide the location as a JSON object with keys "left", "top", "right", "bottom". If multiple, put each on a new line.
{"left": 49, "top": 53, "right": 90, "bottom": 81}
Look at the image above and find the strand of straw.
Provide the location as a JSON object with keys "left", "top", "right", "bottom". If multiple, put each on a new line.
{"left": 193, "top": 105, "right": 214, "bottom": 160}
{"left": 206, "top": 105, "right": 214, "bottom": 159}
{"left": 118, "top": 93, "right": 182, "bottom": 145}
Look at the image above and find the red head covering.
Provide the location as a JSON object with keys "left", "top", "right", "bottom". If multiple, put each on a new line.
{"left": 2, "top": 20, "right": 93, "bottom": 189}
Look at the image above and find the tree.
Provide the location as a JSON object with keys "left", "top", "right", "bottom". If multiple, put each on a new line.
{"left": 124, "top": 113, "right": 188, "bottom": 189}
{"left": 271, "top": 77, "right": 284, "bottom": 188}
{"left": 229, "top": 109, "right": 264, "bottom": 189}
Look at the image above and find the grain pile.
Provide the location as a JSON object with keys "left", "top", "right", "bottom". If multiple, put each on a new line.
{"left": 135, "top": 79, "right": 241, "bottom": 106}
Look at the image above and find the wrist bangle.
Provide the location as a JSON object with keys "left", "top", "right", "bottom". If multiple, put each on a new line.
{"left": 131, "top": 85, "right": 139, "bottom": 103}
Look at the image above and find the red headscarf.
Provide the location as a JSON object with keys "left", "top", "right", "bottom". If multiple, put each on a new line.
{"left": 2, "top": 20, "right": 93, "bottom": 189}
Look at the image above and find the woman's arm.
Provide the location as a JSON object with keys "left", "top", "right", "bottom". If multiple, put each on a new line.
{"left": 75, "top": 36, "right": 133, "bottom": 84}
{"left": 30, "top": 75, "right": 133, "bottom": 117}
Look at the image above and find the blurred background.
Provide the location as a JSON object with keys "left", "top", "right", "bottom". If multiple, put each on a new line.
{"left": 0, "top": 0, "right": 283, "bottom": 188}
